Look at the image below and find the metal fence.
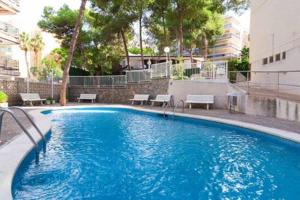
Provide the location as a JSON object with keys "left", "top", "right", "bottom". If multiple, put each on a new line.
{"left": 69, "top": 75, "right": 127, "bottom": 87}
{"left": 150, "top": 62, "right": 172, "bottom": 78}
{"left": 171, "top": 61, "right": 228, "bottom": 80}
{"left": 229, "top": 70, "right": 300, "bottom": 100}
{"left": 68, "top": 61, "right": 228, "bottom": 87}
{"left": 126, "top": 70, "right": 151, "bottom": 83}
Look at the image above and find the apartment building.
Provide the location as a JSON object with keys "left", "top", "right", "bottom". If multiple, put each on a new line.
{"left": 208, "top": 16, "right": 249, "bottom": 61}
{"left": 0, "top": 0, "right": 20, "bottom": 79}
{"left": 250, "top": 0, "right": 300, "bottom": 95}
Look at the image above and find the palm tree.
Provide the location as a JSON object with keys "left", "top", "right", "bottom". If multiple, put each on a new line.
{"left": 30, "top": 32, "right": 45, "bottom": 67}
{"left": 19, "top": 32, "right": 31, "bottom": 93}
{"left": 60, "top": 0, "right": 87, "bottom": 106}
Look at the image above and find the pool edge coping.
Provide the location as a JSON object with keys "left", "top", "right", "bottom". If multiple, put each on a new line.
{"left": 1, "top": 104, "right": 300, "bottom": 199}
{"left": 0, "top": 109, "right": 51, "bottom": 200}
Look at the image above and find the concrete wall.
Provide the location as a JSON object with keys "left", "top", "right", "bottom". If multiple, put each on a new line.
{"left": 68, "top": 79, "right": 169, "bottom": 104}
{"left": 0, "top": 79, "right": 61, "bottom": 105}
{"left": 276, "top": 98, "right": 300, "bottom": 122}
{"left": 168, "top": 80, "right": 230, "bottom": 109}
{"left": 245, "top": 95, "right": 277, "bottom": 118}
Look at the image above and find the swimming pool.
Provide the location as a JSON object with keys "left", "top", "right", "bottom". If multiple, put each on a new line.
{"left": 13, "top": 107, "right": 300, "bottom": 199}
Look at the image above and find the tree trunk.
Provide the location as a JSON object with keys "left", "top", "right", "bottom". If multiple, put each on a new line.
{"left": 120, "top": 29, "right": 130, "bottom": 70}
{"left": 139, "top": 13, "right": 144, "bottom": 69}
{"left": 25, "top": 50, "right": 30, "bottom": 93}
{"left": 178, "top": 18, "right": 183, "bottom": 56}
{"left": 59, "top": 0, "right": 87, "bottom": 106}
{"left": 34, "top": 50, "right": 38, "bottom": 67}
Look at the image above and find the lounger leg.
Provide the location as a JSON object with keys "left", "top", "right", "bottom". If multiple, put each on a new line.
{"left": 206, "top": 104, "right": 209, "bottom": 110}
{"left": 131, "top": 101, "right": 134, "bottom": 105}
{"left": 141, "top": 101, "right": 143, "bottom": 106}
{"left": 189, "top": 104, "right": 192, "bottom": 109}
{"left": 151, "top": 102, "right": 154, "bottom": 106}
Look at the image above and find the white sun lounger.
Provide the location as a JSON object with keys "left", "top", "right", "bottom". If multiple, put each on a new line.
{"left": 77, "top": 94, "right": 97, "bottom": 103}
{"left": 20, "top": 93, "right": 46, "bottom": 105}
{"left": 129, "top": 94, "right": 149, "bottom": 105}
{"left": 151, "top": 95, "right": 172, "bottom": 106}
{"left": 185, "top": 95, "right": 214, "bottom": 110}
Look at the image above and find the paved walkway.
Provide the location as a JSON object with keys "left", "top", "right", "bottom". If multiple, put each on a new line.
{"left": 1, "top": 104, "right": 300, "bottom": 147}
{"left": 0, "top": 109, "right": 32, "bottom": 146}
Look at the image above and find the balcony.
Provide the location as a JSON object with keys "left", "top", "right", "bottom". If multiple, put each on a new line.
{"left": 0, "top": 0, "right": 20, "bottom": 14}
{"left": 0, "top": 21, "right": 18, "bottom": 44}
{"left": 0, "top": 56, "right": 20, "bottom": 76}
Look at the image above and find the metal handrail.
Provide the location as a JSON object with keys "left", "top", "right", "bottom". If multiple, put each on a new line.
{"left": 173, "top": 99, "right": 185, "bottom": 115}
{"left": 0, "top": 108, "right": 39, "bottom": 164}
{"left": 10, "top": 107, "right": 46, "bottom": 154}
{"left": 163, "top": 103, "right": 170, "bottom": 117}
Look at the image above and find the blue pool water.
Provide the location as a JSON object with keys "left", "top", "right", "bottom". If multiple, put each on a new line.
{"left": 13, "top": 108, "right": 300, "bottom": 199}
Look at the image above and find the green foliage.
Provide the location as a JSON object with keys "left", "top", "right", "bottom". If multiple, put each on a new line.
{"left": 128, "top": 47, "right": 155, "bottom": 56}
{"left": 228, "top": 46, "right": 250, "bottom": 72}
{"left": 172, "top": 57, "right": 188, "bottom": 80}
{"left": 228, "top": 47, "right": 250, "bottom": 82}
{"left": 31, "top": 48, "right": 65, "bottom": 81}
{"left": 38, "top": 0, "right": 249, "bottom": 74}
{"left": 38, "top": 5, "right": 79, "bottom": 48}
{"left": 38, "top": 5, "right": 124, "bottom": 75}
{"left": 30, "top": 32, "right": 44, "bottom": 53}
{"left": 19, "top": 32, "right": 31, "bottom": 52}
{"left": 0, "top": 91, "right": 8, "bottom": 103}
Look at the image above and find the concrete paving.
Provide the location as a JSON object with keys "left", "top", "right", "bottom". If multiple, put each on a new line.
{"left": 0, "top": 109, "right": 32, "bottom": 146}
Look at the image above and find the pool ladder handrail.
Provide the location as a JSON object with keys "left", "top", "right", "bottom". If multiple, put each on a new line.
{"left": 173, "top": 100, "right": 185, "bottom": 116}
{"left": 163, "top": 103, "right": 170, "bottom": 117}
{"left": 0, "top": 108, "right": 43, "bottom": 164}
{"left": 10, "top": 106, "right": 46, "bottom": 154}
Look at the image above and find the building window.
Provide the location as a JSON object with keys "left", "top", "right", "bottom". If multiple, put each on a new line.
{"left": 275, "top": 53, "right": 281, "bottom": 61}
{"left": 269, "top": 56, "right": 274, "bottom": 63}
{"left": 263, "top": 58, "right": 268, "bottom": 65}
{"left": 282, "top": 52, "right": 286, "bottom": 60}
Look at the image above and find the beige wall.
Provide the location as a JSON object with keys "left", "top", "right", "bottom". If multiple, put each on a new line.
{"left": 250, "top": 0, "right": 300, "bottom": 72}
{"left": 168, "top": 80, "right": 230, "bottom": 109}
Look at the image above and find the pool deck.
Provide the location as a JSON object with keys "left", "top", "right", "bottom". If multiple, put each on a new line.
{"left": 1, "top": 103, "right": 300, "bottom": 147}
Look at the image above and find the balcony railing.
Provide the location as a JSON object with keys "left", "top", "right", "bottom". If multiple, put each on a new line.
{"left": 0, "top": 21, "right": 18, "bottom": 38}
{"left": 0, "top": 56, "right": 19, "bottom": 76}
{"left": 0, "top": 0, "right": 19, "bottom": 9}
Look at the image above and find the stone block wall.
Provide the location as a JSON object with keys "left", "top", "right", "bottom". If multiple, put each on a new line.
{"left": 68, "top": 78, "right": 170, "bottom": 103}
{"left": 0, "top": 79, "right": 61, "bottom": 105}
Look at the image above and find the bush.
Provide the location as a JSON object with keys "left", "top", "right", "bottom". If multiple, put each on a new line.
{"left": 0, "top": 91, "right": 8, "bottom": 103}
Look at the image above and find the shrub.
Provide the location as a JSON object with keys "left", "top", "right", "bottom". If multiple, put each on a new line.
{"left": 0, "top": 91, "right": 8, "bottom": 103}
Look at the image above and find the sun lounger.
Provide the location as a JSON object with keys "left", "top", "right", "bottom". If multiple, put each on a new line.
{"left": 185, "top": 95, "right": 214, "bottom": 110}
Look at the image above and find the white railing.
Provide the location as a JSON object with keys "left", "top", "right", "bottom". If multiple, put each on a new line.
{"left": 171, "top": 61, "right": 228, "bottom": 80}
{"left": 229, "top": 70, "right": 300, "bottom": 100}
{"left": 150, "top": 61, "right": 172, "bottom": 78}
{"left": 68, "top": 61, "right": 228, "bottom": 86}
{"left": 69, "top": 75, "right": 127, "bottom": 87}
{"left": 126, "top": 70, "right": 151, "bottom": 83}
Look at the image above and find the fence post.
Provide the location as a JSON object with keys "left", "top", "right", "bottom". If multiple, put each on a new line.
{"left": 165, "top": 62, "right": 168, "bottom": 77}
{"left": 277, "top": 72, "right": 280, "bottom": 97}
{"left": 247, "top": 71, "right": 250, "bottom": 94}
